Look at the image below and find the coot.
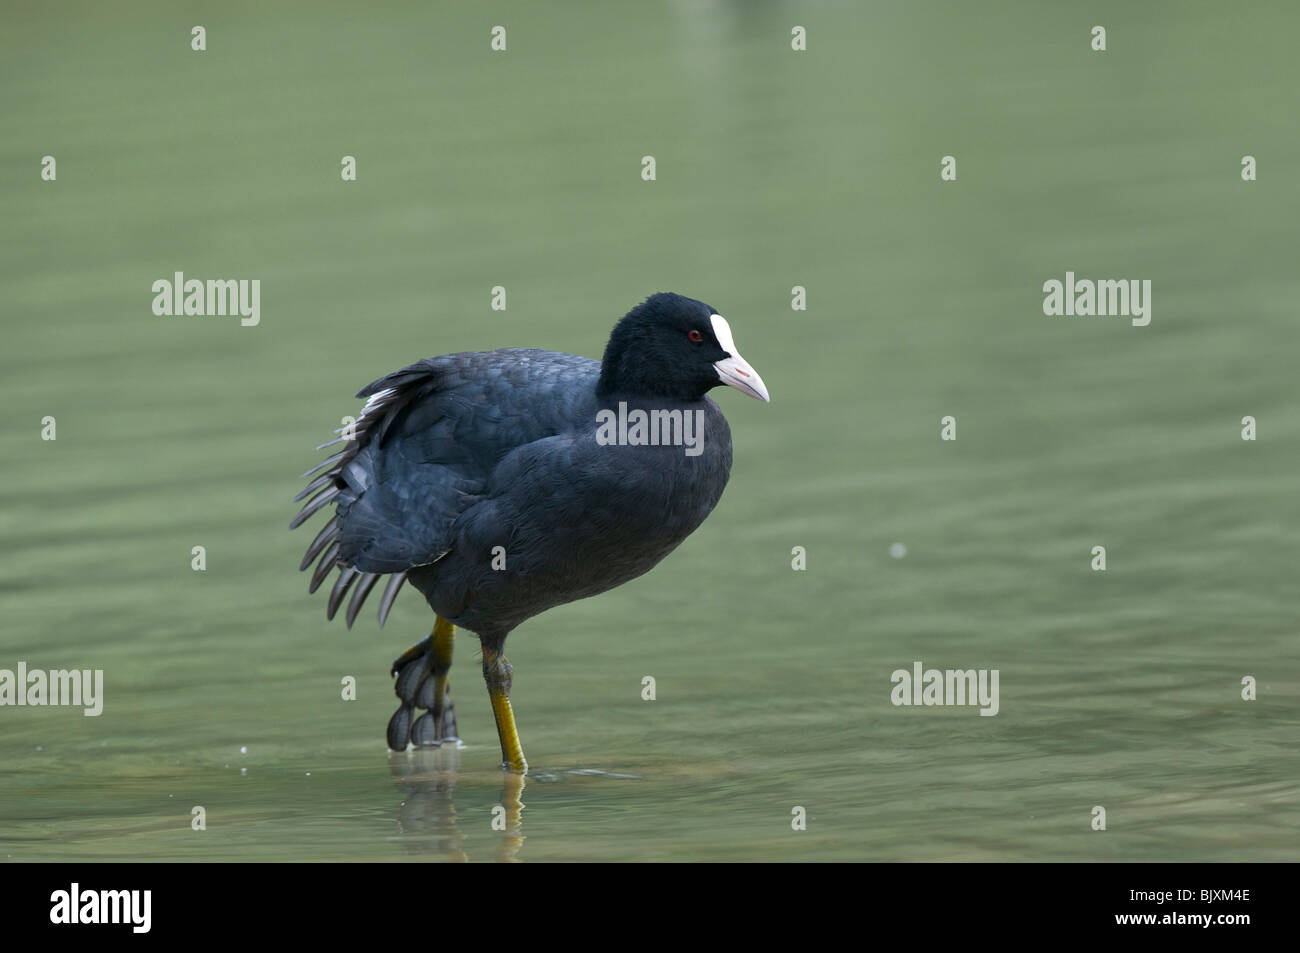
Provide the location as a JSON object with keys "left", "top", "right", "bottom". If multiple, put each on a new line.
{"left": 292, "top": 292, "right": 768, "bottom": 772}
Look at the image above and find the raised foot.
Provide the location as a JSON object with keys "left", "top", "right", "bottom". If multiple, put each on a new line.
{"left": 388, "top": 637, "right": 459, "bottom": 750}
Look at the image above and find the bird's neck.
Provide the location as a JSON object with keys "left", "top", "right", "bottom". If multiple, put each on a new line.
{"left": 596, "top": 358, "right": 707, "bottom": 403}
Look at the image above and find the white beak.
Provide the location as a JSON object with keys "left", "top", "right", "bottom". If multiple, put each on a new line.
{"left": 710, "top": 313, "right": 770, "bottom": 403}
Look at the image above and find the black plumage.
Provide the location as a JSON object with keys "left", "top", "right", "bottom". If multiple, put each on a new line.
{"left": 291, "top": 292, "right": 769, "bottom": 770}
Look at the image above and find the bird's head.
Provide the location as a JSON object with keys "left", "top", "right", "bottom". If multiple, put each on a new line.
{"left": 596, "top": 292, "right": 770, "bottom": 403}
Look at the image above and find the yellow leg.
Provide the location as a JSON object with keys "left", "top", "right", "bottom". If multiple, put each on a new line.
{"left": 431, "top": 616, "right": 454, "bottom": 734}
{"left": 482, "top": 645, "right": 527, "bottom": 774}
{"left": 389, "top": 616, "right": 460, "bottom": 748}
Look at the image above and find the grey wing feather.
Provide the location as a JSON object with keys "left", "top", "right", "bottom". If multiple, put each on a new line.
{"left": 291, "top": 349, "right": 599, "bottom": 626}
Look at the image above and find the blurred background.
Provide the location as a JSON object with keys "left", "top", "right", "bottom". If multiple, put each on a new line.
{"left": 2, "top": 0, "right": 1298, "bottom": 860}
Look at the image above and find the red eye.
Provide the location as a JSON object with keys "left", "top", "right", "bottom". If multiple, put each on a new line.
{"left": 688, "top": 329, "right": 703, "bottom": 342}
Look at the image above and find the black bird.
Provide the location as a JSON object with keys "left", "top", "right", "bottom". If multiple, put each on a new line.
{"left": 291, "top": 292, "right": 769, "bottom": 772}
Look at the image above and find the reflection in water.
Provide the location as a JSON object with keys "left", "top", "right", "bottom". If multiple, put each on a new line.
{"left": 496, "top": 772, "right": 526, "bottom": 862}
{"left": 388, "top": 747, "right": 526, "bottom": 862}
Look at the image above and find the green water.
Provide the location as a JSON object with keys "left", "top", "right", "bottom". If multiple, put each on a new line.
{"left": 2, "top": 1, "right": 1298, "bottom": 861}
